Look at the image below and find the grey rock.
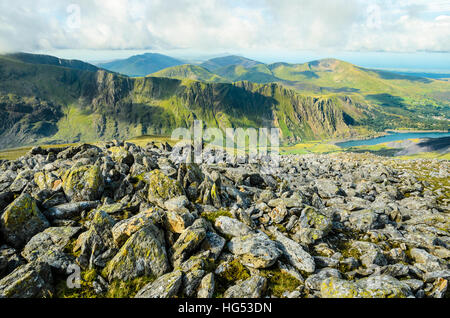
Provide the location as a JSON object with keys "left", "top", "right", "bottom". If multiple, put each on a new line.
{"left": 44, "top": 201, "right": 99, "bottom": 220}
{"left": 228, "top": 232, "right": 282, "bottom": 269}
{"left": 0, "top": 261, "right": 53, "bottom": 298}
{"left": 321, "top": 275, "right": 412, "bottom": 298}
{"left": 22, "top": 226, "right": 80, "bottom": 272}
{"left": 197, "top": 273, "right": 215, "bottom": 298}
{"left": 104, "top": 225, "right": 169, "bottom": 282}
{"left": 170, "top": 219, "right": 207, "bottom": 267}
{"left": 348, "top": 209, "right": 379, "bottom": 232}
{"left": 214, "top": 216, "right": 252, "bottom": 237}
{"left": 273, "top": 231, "right": 315, "bottom": 273}
{"left": 201, "top": 231, "right": 226, "bottom": 261}
{"left": 306, "top": 268, "right": 342, "bottom": 291}
{"left": 0, "top": 194, "right": 50, "bottom": 249}
{"left": 111, "top": 210, "right": 155, "bottom": 247}
{"left": 410, "top": 248, "right": 445, "bottom": 272}
{"left": 135, "top": 270, "right": 183, "bottom": 298}
{"left": 224, "top": 275, "right": 267, "bottom": 298}
{"left": 76, "top": 210, "right": 117, "bottom": 269}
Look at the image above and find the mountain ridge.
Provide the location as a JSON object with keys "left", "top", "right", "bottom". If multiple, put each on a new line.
{"left": 98, "top": 53, "right": 184, "bottom": 77}
{"left": 0, "top": 52, "right": 448, "bottom": 150}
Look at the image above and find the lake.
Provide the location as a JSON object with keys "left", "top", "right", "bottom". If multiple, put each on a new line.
{"left": 336, "top": 132, "right": 450, "bottom": 148}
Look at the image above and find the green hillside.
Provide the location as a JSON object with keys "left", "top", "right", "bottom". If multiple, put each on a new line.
{"left": 0, "top": 53, "right": 448, "bottom": 150}
{"left": 163, "top": 58, "right": 449, "bottom": 132}
{"left": 201, "top": 55, "right": 263, "bottom": 71}
{"left": 4, "top": 52, "right": 100, "bottom": 72}
{"left": 150, "top": 64, "right": 229, "bottom": 83}
{"left": 0, "top": 53, "right": 369, "bottom": 149}
{"left": 98, "top": 53, "right": 184, "bottom": 77}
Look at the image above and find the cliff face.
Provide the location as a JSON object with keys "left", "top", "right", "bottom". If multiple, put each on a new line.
{"left": 0, "top": 56, "right": 361, "bottom": 149}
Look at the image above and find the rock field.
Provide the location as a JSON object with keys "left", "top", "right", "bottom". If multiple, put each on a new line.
{"left": 0, "top": 141, "right": 448, "bottom": 298}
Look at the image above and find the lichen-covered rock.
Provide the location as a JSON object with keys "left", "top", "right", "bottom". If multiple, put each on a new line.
{"left": 201, "top": 231, "right": 226, "bottom": 261}
{"left": 104, "top": 225, "right": 170, "bottom": 282}
{"left": 165, "top": 210, "right": 196, "bottom": 234}
{"left": 214, "top": 216, "right": 252, "bottom": 237}
{"left": 179, "top": 254, "right": 208, "bottom": 297}
{"left": 197, "top": 273, "right": 215, "bottom": 298}
{"left": 316, "top": 179, "right": 342, "bottom": 199}
{"left": 0, "top": 245, "right": 24, "bottom": 278}
{"left": 34, "top": 171, "right": 61, "bottom": 191}
{"left": 410, "top": 248, "right": 445, "bottom": 273}
{"left": 228, "top": 232, "right": 282, "bottom": 269}
{"left": 299, "top": 206, "right": 332, "bottom": 233}
{"left": 135, "top": 270, "right": 183, "bottom": 298}
{"left": 76, "top": 210, "right": 116, "bottom": 269}
{"left": 224, "top": 275, "right": 267, "bottom": 298}
{"left": 62, "top": 165, "right": 104, "bottom": 202}
{"left": 111, "top": 209, "right": 156, "bottom": 247}
{"left": 108, "top": 147, "right": 134, "bottom": 166}
{"left": 0, "top": 261, "right": 53, "bottom": 298}
{"left": 170, "top": 219, "right": 207, "bottom": 267}
{"left": 9, "top": 170, "right": 33, "bottom": 193}
{"left": 146, "top": 169, "right": 184, "bottom": 208}
{"left": 306, "top": 268, "right": 342, "bottom": 291}
{"left": 348, "top": 209, "right": 379, "bottom": 232}
{"left": 321, "top": 275, "right": 412, "bottom": 298}
{"left": 273, "top": 231, "right": 315, "bottom": 274}
{"left": 21, "top": 226, "right": 80, "bottom": 272}
{"left": 0, "top": 194, "right": 50, "bottom": 249}
{"left": 269, "top": 205, "right": 288, "bottom": 224}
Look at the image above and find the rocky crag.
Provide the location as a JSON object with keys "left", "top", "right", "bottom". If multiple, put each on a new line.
{"left": 0, "top": 141, "right": 449, "bottom": 298}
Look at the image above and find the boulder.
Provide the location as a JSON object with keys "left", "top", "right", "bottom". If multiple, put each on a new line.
{"left": 214, "top": 216, "right": 252, "bottom": 238}
{"left": 227, "top": 232, "right": 282, "bottom": 269}
{"left": 62, "top": 165, "right": 104, "bottom": 202}
{"left": 0, "top": 194, "right": 50, "bottom": 249}
{"left": 44, "top": 201, "right": 100, "bottom": 220}
{"left": 111, "top": 209, "right": 156, "bottom": 247}
{"left": 21, "top": 226, "right": 81, "bottom": 272}
{"left": 197, "top": 273, "right": 215, "bottom": 298}
{"left": 224, "top": 275, "right": 267, "bottom": 298}
{"left": 146, "top": 170, "right": 184, "bottom": 208}
{"left": 75, "top": 210, "right": 116, "bottom": 269}
{"left": 273, "top": 231, "right": 315, "bottom": 273}
{"left": 0, "top": 261, "right": 53, "bottom": 298}
{"left": 321, "top": 275, "right": 412, "bottom": 298}
{"left": 135, "top": 270, "right": 183, "bottom": 298}
{"left": 104, "top": 225, "right": 170, "bottom": 282}
{"left": 108, "top": 147, "right": 134, "bottom": 166}
{"left": 170, "top": 219, "right": 207, "bottom": 267}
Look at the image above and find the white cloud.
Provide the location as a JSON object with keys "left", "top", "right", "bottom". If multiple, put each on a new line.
{"left": 0, "top": 0, "right": 449, "bottom": 53}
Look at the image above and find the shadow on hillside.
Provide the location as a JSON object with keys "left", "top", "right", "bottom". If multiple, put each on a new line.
{"left": 417, "top": 137, "right": 450, "bottom": 151}
{"left": 345, "top": 148, "right": 400, "bottom": 157}
{"left": 290, "top": 71, "right": 319, "bottom": 79}
{"left": 370, "top": 69, "right": 433, "bottom": 84}
{"left": 366, "top": 93, "right": 407, "bottom": 108}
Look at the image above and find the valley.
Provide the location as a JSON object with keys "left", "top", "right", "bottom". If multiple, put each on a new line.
{"left": 0, "top": 52, "right": 449, "bottom": 152}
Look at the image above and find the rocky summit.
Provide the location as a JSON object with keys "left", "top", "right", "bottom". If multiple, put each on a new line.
{"left": 0, "top": 141, "right": 448, "bottom": 299}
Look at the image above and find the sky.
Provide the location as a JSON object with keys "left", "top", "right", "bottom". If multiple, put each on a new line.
{"left": 1, "top": 0, "right": 449, "bottom": 70}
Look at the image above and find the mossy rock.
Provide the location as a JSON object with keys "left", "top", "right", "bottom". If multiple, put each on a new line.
{"left": 62, "top": 165, "right": 104, "bottom": 202}
{"left": 147, "top": 169, "right": 184, "bottom": 208}
{"left": 108, "top": 147, "right": 134, "bottom": 166}
{"left": 0, "top": 193, "right": 50, "bottom": 249}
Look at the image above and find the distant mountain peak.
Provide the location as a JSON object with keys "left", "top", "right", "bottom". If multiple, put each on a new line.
{"left": 201, "top": 55, "right": 263, "bottom": 71}
{"left": 98, "top": 53, "right": 184, "bottom": 77}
